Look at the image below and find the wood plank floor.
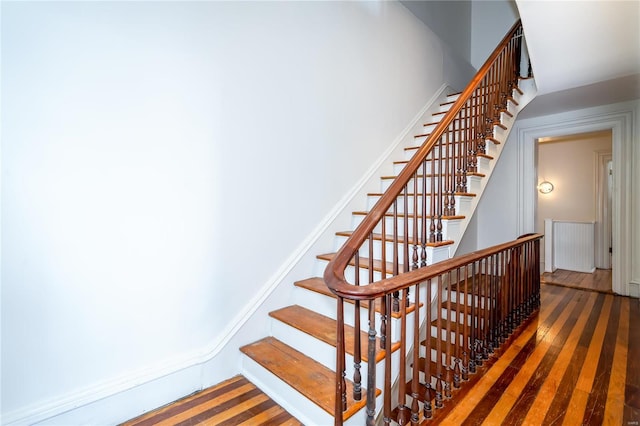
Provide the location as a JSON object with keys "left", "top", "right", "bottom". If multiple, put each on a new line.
{"left": 121, "top": 375, "right": 301, "bottom": 426}
{"left": 541, "top": 268, "right": 612, "bottom": 294}
{"left": 122, "top": 283, "right": 638, "bottom": 426}
{"left": 436, "top": 283, "right": 639, "bottom": 425}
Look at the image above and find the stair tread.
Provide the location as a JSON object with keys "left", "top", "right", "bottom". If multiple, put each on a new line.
{"left": 335, "top": 231, "right": 455, "bottom": 247}
{"left": 352, "top": 211, "right": 465, "bottom": 222}
{"left": 293, "top": 277, "right": 420, "bottom": 319}
{"left": 396, "top": 152, "right": 494, "bottom": 161}
{"left": 380, "top": 172, "right": 486, "bottom": 180}
{"left": 366, "top": 191, "right": 476, "bottom": 198}
{"left": 269, "top": 305, "right": 400, "bottom": 363}
{"left": 404, "top": 146, "right": 500, "bottom": 157}
{"left": 240, "top": 337, "right": 378, "bottom": 420}
{"left": 317, "top": 252, "right": 403, "bottom": 273}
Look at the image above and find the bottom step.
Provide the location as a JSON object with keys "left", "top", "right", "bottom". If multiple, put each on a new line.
{"left": 240, "top": 337, "right": 378, "bottom": 423}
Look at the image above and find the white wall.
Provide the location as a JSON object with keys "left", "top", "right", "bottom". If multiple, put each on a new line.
{"left": 471, "top": 0, "right": 520, "bottom": 69}
{"left": 1, "top": 1, "right": 476, "bottom": 423}
{"left": 401, "top": 0, "right": 471, "bottom": 63}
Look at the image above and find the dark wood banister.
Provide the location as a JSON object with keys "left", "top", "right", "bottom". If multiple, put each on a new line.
{"left": 324, "top": 19, "right": 523, "bottom": 300}
{"left": 327, "top": 233, "right": 541, "bottom": 300}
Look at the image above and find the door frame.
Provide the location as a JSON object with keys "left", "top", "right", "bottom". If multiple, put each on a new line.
{"left": 515, "top": 102, "right": 634, "bottom": 296}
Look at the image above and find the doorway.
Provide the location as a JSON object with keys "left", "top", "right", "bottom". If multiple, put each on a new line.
{"left": 535, "top": 130, "right": 613, "bottom": 292}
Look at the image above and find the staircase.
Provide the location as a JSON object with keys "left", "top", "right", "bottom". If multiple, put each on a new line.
{"left": 240, "top": 21, "right": 540, "bottom": 425}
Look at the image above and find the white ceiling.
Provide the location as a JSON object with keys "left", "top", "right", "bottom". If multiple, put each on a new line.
{"left": 516, "top": 0, "right": 640, "bottom": 117}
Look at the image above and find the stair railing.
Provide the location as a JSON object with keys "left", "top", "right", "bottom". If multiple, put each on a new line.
{"left": 324, "top": 20, "right": 535, "bottom": 425}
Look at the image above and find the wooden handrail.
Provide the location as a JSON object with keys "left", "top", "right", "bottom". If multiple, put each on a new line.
{"left": 324, "top": 19, "right": 523, "bottom": 299}
{"left": 327, "top": 232, "right": 540, "bottom": 300}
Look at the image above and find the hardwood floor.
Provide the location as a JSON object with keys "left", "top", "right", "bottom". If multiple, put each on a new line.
{"left": 541, "top": 268, "right": 612, "bottom": 294}
{"left": 436, "top": 283, "right": 639, "bottom": 425}
{"left": 122, "top": 284, "right": 638, "bottom": 425}
{"left": 121, "top": 375, "right": 301, "bottom": 426}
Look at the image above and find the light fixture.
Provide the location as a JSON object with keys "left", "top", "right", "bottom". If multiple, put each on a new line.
{"left": 538, "top": 181, "right": 554, "bottom": 194}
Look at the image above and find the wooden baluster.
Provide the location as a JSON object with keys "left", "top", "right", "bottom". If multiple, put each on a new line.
{"left": 453, "top": 267, "right": 461, "bottom": 388}
{"left": 436, "top": 141, "right": 443, "bottom": 242}
{"left": 504, "top": 248, "right": 511, "bottom": 338}
{"left": 496, "top": 250, "right": 503, "bottom": 342}
{"left": 461, "top": 264, "right": 470, "bottom": 381}
{"left": 508, "top": 247, "right": 516, "bottom": 335}
{"left": 403, "top": 186, "right": 409, "bottom": 274}
{"left": 445, "top": 270, "right": 452, "bottom": 398}
{"left": 396, "top": 288, "right": 409, "bottom": 425}
{"left": 366, "top": 303, "right": 377, "bottom": 426}
{"left": 412, "top": 175, "right": 419, "bottom": 270}
{"left": 468, "top": 262, "right": 477, "bottom": 373}
{"left": 443, "top": 124, "right": 451, "bottom": 216}
{"left": 335, "top": 298, "right": 347, "bottom": 421}
{"left": 470, "top": 94, "right": 478, "bottom": 174}
{"left": 429, "top": 150, "right": 436, "bottom": 243}
{"left": 383, "top": 294, "right": 392, "bottom": 426}
{"left": 392, "top": 199, "right": 400, "bottom": 313}
{"left": 489, "top": 255, "right": 496, "bottom": 350}
{"left": 423, "top": 278, "right": 433, "bottom": 419}
{"left": 381, "top": 207, "right": 387, "bottom": 281}
{"left": 476, "top": 81, "right": 485, "bottom": 160}
{"left": 490, "top": 253, "right": 498, "bottom": 352}
{"left": 477, "top": 259, "right": 486, "bottom": 362}
{"left": 474, "top": 261, "right": 484, "bottom": 367}
{"left": 410, "top": 283, "right": 420, "bottom": 426}
{"left": 353, "top": 253, "right": 362, "bottom": 401}
{"left": 403, "top": 187, "right": 410, "bottom": 306}
{"left": 435, "top": 275, "right": 444, "bottom": 408}
{"left": 454, "top": 104, "right": 469, "bottom": 193}
{"left": 517, "top": 245, "right": 524, "bottom": 324}
{"left": 421, "top": 158, "right": 428, "bottom": 267}
{"left": 515, "top": 246, "right": 522, "bottom": 324}
{"left": 482, "top": 257, "right": 490, "bottom": 360}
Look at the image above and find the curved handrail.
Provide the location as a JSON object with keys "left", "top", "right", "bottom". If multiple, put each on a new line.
{"left": 328, "top": 232, "right": 542, "bottom": 300}
{"left": 324, "top": 19, "right": 524, "bottom": 300}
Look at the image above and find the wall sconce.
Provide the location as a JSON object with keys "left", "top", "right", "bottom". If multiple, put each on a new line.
{"left": 538, "top": 181, "right": 554, "bottom": 194}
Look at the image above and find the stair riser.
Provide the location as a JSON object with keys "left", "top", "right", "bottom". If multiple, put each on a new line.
{"left": 404, "top": 148, "right": 497, "bottom": 175}
{"left": 270, "top": 318, "right": 405, "bottom": 393}
{"left": 291, "top": 286, "right": 412, "bottom": 343}
{"left": 241, "top": 356, "right": 336, "bottom": 426}
{"left": 353, "top": 211, "right": 470, "bottom": 241}
{"left": 317, "top": 250, "right": 450, "bottom": 284}
{"left": 365, "top": 196, "right": 431, "bottom": 216}
{"left": 393, "top": 155, "right": 492, "bottom": 177}
{"left": 333, "top": 235, "right": 453, "bottom": 266}
{"left": 393, "top": 161, "right": 437, "bottom": 175}
{"left": 272, "top": 319, "right": 382, "bottom": 388}
{"left": 380, "top": 175, "right": 482, "bottom": 195}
